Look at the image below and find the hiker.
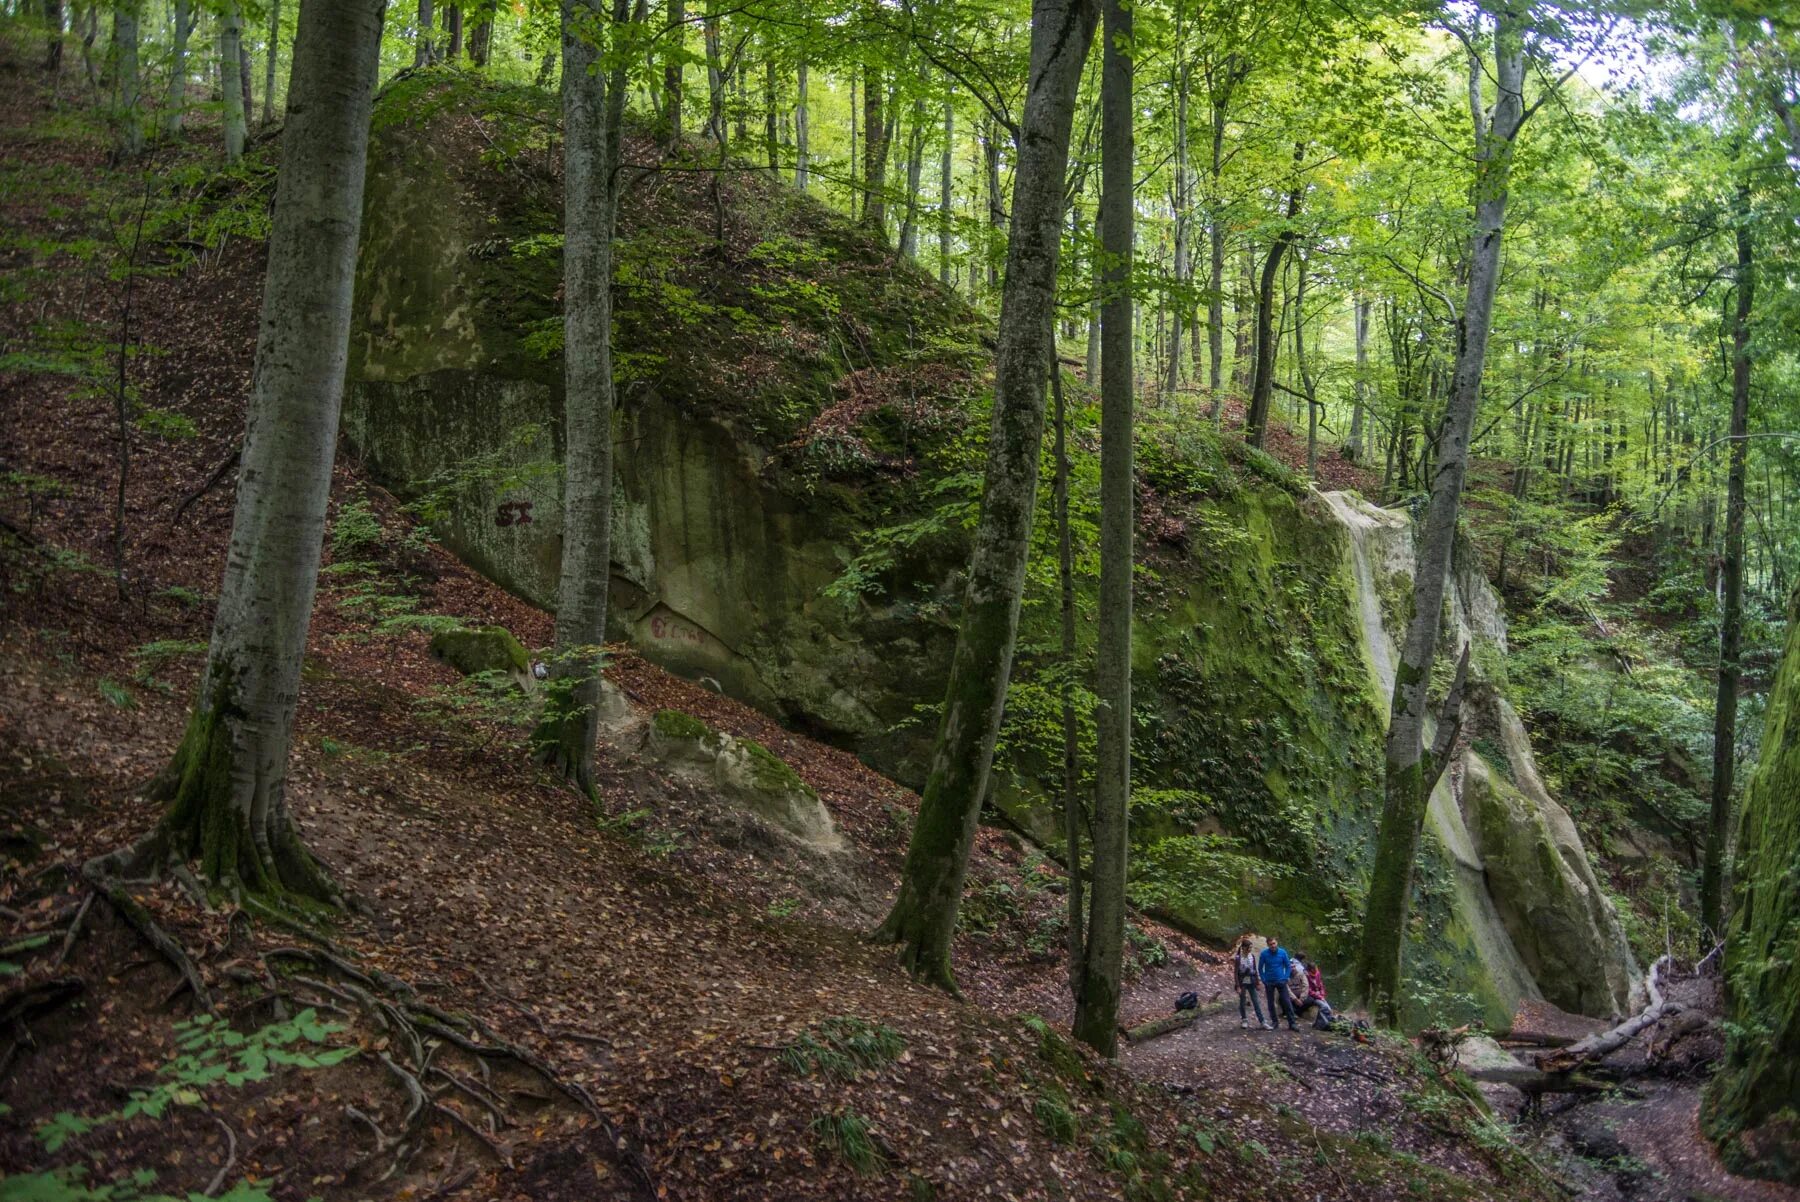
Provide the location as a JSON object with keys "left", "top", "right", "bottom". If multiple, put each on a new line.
{"left": 1304, "top": 957, "right": 1335, "bottom": 1023}
{"left": 1233, "top": 936, "right": 1266, "bottom": 1029}
{"left": 1257, "top": 935, "right": 1298, "bottom": 1031}
{"left": 1288, "top": 952, "right": 1312, "bottom": 1011}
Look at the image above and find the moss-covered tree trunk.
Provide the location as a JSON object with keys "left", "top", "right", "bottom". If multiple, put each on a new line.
{"left": 1356, "top": 16, "right": 1523, "bottom": 1026}
{"left": 871, "top": 0, "right": 1098, "bottom": 991}
{"left": 138, "top": 0, "right": 386, "bottom": 902}
{"left": 1704, "top": 590, "right": 1800, "bottom": 1185}
{"left": 1072, "top": 0, "right": 1131, "bottom": 1057}
{"left": 1700, "top": 195, "right": 1753, "bottom": 942}
{"left": 534, "top": 0, "right": 631, "bottom": 799}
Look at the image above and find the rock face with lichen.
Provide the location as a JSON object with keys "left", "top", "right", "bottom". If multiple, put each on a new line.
{"left": 344, "top": 71, "right": 978, "bottom": 784}
{"left": 645, "top": 710, "right": 842, "bottom": 850}
{"left": 1704, "top": 593, "right": 1800, "bottom": 1185}
{"left": 344, "top": 71, "right": 1633, "bottom": 1031}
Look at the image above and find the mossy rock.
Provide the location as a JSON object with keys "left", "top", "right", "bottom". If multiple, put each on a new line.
{"left": 428, "top": 625, "right": 532, "bottom": 688}
{"left": 652, "top": 708, "right": 710, "bottom": 741}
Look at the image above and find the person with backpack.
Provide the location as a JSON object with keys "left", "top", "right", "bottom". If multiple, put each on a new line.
{"left": 1258, "top": 935, "right": 1298, "bottom": 1031}
{"left": 1232, "top": 936, "right": 1266, "bottom": 1029}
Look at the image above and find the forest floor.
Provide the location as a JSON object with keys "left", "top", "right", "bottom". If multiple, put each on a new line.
{"left": 0, "top": 37, "right": 1791, "bottom": 1202}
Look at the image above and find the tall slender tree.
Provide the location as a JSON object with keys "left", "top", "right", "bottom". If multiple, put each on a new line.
{"left": 1072, "top": 0, "right": 1131, "bottom": 1057}
{"left": 221, "top": 0, "right": 248, "bottom": 163}
{"left": 663, "top": 0, "right": 682, "bottom": 146}
{"left": 111, "top": 0, "right": 387, "bottom": 899}
{"left": 1700, "top": 185, "right": 1754, "bottom": 940}
{"left": 110, "top": 0, "right": 142, "bottom": 156}
{"left": 1356, "top": 8, "right": 1533, "bottom": 1024}
{"left": 871, "top": 0, "right": 1099, "bottom": 990}
{"left": 161, "top": 0, "right": 194, "bottom": 138}
{"left": 261, "top": 0, "right": 279, "bottom": 125}
{"left": 534, "top": 0, "right": 634, "bottom": 798}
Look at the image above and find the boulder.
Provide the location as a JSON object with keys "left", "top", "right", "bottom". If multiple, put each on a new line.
{"left": 645, "top": 710, "right": 842, "bottom": 850}
{"left": 428, "top": 625, "right": 534, "bottom": 691}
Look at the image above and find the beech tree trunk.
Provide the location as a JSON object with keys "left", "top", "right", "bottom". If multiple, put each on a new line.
{"left": 862, "top": 65, "right": 888, "bottom": 237}
{"left": 137, "top": 0, "right": 385, "bottom": 902}
{"left": 110, "top": 0, "right": 141, "bottom": 156}
{"left": 1206, "top": 95, "right": 1225, "bottom": 409}
{"left": 703, "top": 2, "right": 722, "bottom": 142}
{"left": 161, "top": 0, "right": 193, "bottom": 138}
{"left": 1164, "top": 25, "right": 1190, "bottom": 400}
{"left": 1356, "top": 18, "right": 1526, "bottom": 1026}
{"left": 898, "top": 95, "right": 925, "bottom": 258}
{"left": 220, "top": 0, "right": 247, "bottom": 163}
{"left": 260, "top": 0, "right": 278, "bottom": 124}
{"left": 1073, "top": 0, "right": 1131, "bottom": 1058}
{"left": 1700, "top": 189, "right": 1753, "bottom": 941}
{"left": 870, "top": 0, "right": 1098, "bottom": 992}
{"left": 937, "top": 96, "right": 952, "bottom": 284}
{"left": 415, "top": 0, "right": 434, "bottom": 66}
{"left": 794, "top": 62, "right": 808, "bottom": 190}
{"left": 1053, "top": 365, "right": 1083, "bottom": 998}
{"left": 1347, "top": 294, "right": 1369, "bottom": 461}
{"left": 239, "top": 35, "right": 254, "bottom": 128}
{"left": 983, "top": 118, "right": 1003, "bottom": 293}
{"left": 663, "top": 0, "right": 682, "bottom": 146}
{"left": 534, "top": 0, "right": 631, "bottom": 799}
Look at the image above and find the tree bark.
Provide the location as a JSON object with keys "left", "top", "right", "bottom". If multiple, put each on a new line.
{"left": 1053, "top": 364, "right": 1084, "bottom": 998}
{"left": 260, "top": 0, "right": 278, "bottom": 125}
{"left": 1356, "top": 16, "right": 1526, "bottom": 1026}
{"left": 870, "top": 0, "right": 1097, "bottom": 992}
{"left": 534, "top": 0, "right": 631, "bottom": 799}
{"left": 1244, "top": 143, "right": 1304, "bottom": 449}
{"left": 983, "top": 117, "right": 1003, "bottom": 293}
{"left": 136, "top": 0, "right": 385, "bottom": 903}
{"left": 161, "top": 0, "right": 193, "bottom": 138}
{"left": 937, "top": 95, "right": 952, "bottom": 285}
{"left": 898, "top": 95, "right": 926, "bottom": 258}
{"left": 703, "top": 1, "right": 722, "bottom": 143}
{"left": 444, "top": 4, "right": 462, "bottom": 58}
{"left": 663, "top": 0, "right": 682, "bottom": 146}
{"left": 862, "top": 65, "right": 888, "bottom": 238}
{"left": 220, "top": 0, "right": 247, "bottom": 163}
{"left": 794, "top": 61, "right": 808, "bottom": 191}
{"left": 239, "top": 34, "right": 255, "bottom": 129}
{"left": 1164, "top": 17, "right": 1191, "bottom": 400}
{"left": 43, "top": 0, "right": 64, "bottom": 72}
{"left": 1700, "top": 187, "right": 1754, "bottom": 941}
{"left": 415, "top": 0, "right": 434, "bottom": 67}
{"left": 110, "top": 0, "right": 142, "bottom": 157}
{"left": 1205, "top": 91, "right": 1226, "bottom": 410}
{"left": 1072, "top": 0, "right": 1130, "bottom": 1058}
{"left": 1347, "top": 294, "right": 1369, "bottom": 461}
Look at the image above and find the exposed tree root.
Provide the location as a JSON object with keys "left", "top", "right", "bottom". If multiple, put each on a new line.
{"left": 204, "top": 1116, "right": 239, "bottom": 1198}
{"left": 81, "top": 863, "right": 213, "bottom": 1011}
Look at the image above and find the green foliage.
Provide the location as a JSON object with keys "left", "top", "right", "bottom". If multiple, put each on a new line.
{"left": 1127, "top": 833, "right": 1284, "bottom": 918}
{"left": 809, "top": 1108, "right": 887, "bottom": 1174}
{"left": 0, "top": 1167, "right": 291, "bottom": 1202}
{"left": 780, "top": 1017, "right": 906, "bottom": 1081}
{"left": 97, "top": 679, "right": 135, "bottom": 710}
{"left": 1034, "top": 1087, "right": 1079, "bottom": 1144}
{"left": 36, "top": 1010, "right": 354, "bottom": 1155}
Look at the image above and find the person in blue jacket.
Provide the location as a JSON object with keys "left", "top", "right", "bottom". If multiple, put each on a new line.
{"left": 1258, "top": 935, "right": 1299, "bottom": 1031}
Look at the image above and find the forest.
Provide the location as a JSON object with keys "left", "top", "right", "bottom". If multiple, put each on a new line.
{"left": 0, "top": 0, "right": 1797, "bottom": 1196}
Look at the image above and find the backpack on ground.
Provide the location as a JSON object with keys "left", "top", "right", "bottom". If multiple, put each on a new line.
{"left": 1175, "top": 991, "right": 1199, "bottom": 1012}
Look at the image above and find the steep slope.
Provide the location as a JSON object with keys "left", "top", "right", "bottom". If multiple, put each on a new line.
{"left": 344, "top": 72, "right": 1634, "bottom": 1030}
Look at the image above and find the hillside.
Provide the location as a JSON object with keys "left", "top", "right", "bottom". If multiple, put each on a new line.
{"left": 1, "top": 37, "right": 1794, "bottom": 1202}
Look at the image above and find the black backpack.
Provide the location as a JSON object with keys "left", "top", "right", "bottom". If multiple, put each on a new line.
{"left": 1175, "top": 991, "right": 1199, "bottom": 1012}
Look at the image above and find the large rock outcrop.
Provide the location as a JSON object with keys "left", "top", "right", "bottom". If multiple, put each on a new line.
{"left": 1704, "top": 592, "right": 1800, "bottom": 1184}
{"left": 344, "top": 72, "right": 1633, "bottom": 1030}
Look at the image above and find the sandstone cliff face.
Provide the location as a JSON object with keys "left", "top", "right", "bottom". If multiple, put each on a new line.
{"left": 345, "top": 72, "right": 1633, "bottom": 1029}
{"left": 1705, "top": 593, "right": 1800, "bottom": 1185}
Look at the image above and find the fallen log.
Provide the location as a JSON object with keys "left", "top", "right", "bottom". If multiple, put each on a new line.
{"left": 1493, "top": 1029, "right": 1578, "bottom": 1049}
{"left": 1537, "top": 955, "right": 1675, "bottom": 1074}
{"left": 1121, "top": 999, "right": 1227, "bottom": 1043}
{"left": 1466, "top": 1065, "right": 1615, "bottom": 1095}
